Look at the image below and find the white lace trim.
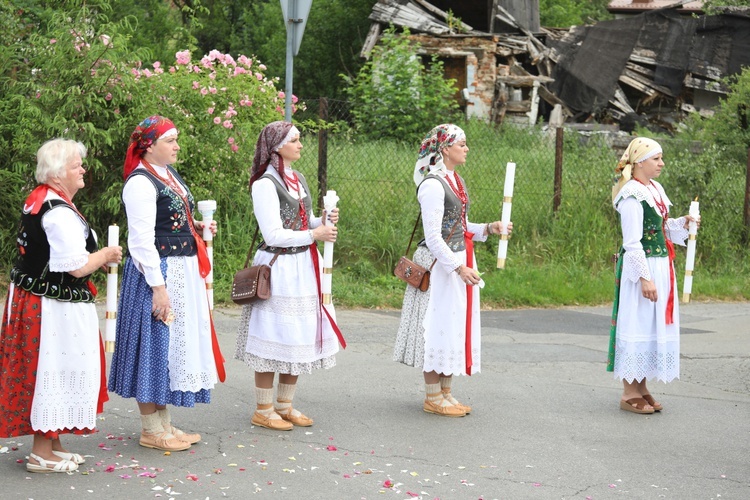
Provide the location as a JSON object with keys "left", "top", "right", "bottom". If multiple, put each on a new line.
{"left": 613, "top": 180, "right": 672, "bottom": 211}
{"left": 166, "top": 256, "right": 217, "bottom": 392}
{"left": 622, "top": 250, "right": 650, "bottom": 283}
{"left": 613, "top": 338, "right": 680, "bottom": 383}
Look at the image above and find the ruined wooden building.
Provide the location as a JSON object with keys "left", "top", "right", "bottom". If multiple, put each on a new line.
{"left": 363, "top": 0, "right": 750, "bottom": 132}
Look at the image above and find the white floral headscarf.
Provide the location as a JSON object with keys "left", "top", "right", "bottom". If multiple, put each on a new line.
{"left": 413, "top": 124, "right": 466, "bottom": 186}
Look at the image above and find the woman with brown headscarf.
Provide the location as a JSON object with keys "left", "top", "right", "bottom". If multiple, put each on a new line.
{"left": 235, "top": 121, "right": 344, "bottom": 431}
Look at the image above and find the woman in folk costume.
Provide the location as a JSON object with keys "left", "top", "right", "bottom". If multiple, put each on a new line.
{"left": 608, "top": 137, "right": 698, "bottom": 414}
{"left": 109, "top": 116, "right": 222, "bottom": 451}
{"left": 393, "top": 124, "right": 510, "bottom": 417}
{"left": 235, "top": 121, "right": 344, "bottom": 431}
{"left": 0, "top": 138, "right": 122, "bottom": 472}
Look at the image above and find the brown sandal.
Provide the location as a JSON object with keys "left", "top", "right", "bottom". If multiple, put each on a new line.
{"left": 641, "top": 394, "right": 663, "bottom": 411}
{"left": 620, "top": 398, "right": 655, "bottom": 414}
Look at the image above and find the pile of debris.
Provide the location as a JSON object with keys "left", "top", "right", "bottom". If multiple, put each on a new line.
{"left": 362, "top": 0, "right": 750, "bottom": 132}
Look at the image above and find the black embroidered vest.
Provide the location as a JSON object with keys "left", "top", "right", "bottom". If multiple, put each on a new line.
{"left": 11, "top": 199, "right": 97, "bottom": 302}
{"left": 259, "top": 170, "right": 313, "bottom": 255}
{"left": 126, "top": 166, "right": 198, "bottom": 257}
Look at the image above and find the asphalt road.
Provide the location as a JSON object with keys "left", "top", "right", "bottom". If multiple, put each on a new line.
{"left": 2, "top": 301, "right": 748, "bottom": 499}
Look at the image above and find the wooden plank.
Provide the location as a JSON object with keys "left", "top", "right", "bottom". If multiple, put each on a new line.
{"left": 497, "top": 75, "right": 554, "bottom": 86}
{"left": 505, "top": 100, "right": 531, "bottom": 113}
{"left": 412, "top": 0, "right": 474, "bottom": 32}
{"left": 683, "top": 75, "right": 728, "bottom": 94}
{"left": 621, "top": 68, "right": 673, "bottom": 96}
{"left": 360, "top": 22, "right": 382, "bottom": 59}
{"left": 619, "top": 74, "right": 656, "bottom": 97}
{"left": 609, "top": 86, "right": 635, "bottom": 114}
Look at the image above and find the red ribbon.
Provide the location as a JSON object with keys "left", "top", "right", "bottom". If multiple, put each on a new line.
{"left": 665, "top": 236, "right": 675, "bottom": 325}
{"left": 309, "top": 244, "right": 346, "bottom": 350}
{"left": 209, "top": 311, "right": 226, "bottom": 382}
{"left": 463, "top": 231, "right": 475, "bottom": 376}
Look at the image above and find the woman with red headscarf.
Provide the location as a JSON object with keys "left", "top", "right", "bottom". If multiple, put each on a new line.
{"left": 109, "top": 116, "right": 221, "bottom": 451}
{"left": 234, "top": 121, "right": 344, "bottom": 431}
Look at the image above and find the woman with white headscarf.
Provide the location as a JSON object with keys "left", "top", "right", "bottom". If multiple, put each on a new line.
{"left": 235, "top": 121, "right": 344, "bottom": 431}
{"left": 393, "top": 124, "right": 510, "bottom": 417}
{"left": 608, "top": 137, "right": 699, "bottom": 414}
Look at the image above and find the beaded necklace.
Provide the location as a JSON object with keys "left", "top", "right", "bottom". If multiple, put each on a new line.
{"left": 444, "top": 171, "right": 467, "bottom": 230}
{"left": 281, "top": 168, "right": 308, "bottom": 229}
{"left": 634, "top": 178, "right": 668, "bottom": 219}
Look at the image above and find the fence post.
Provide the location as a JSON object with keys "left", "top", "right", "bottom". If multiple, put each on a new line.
{"left": 317, "top": 97, "right": 329, "bottom": 211}
{"left": 744, "top": 146, "right": 750, "bottom": 243}
{"left": 553, "top": 127, "right": 563, "bottom": 213}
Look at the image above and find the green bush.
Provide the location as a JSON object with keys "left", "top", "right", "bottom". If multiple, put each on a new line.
{"left": 0, "top": 0, "right": 286, "bottom": 275}
{"left": 341, "top": 26, "right": 460, "bottom": 141}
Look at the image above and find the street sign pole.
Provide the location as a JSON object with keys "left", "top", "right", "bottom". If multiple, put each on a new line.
{"left": 284, "top": 0, "right": 296, "bottom": 122}
{"left": 281, "top": 0, "right": 312, "bottom": 122}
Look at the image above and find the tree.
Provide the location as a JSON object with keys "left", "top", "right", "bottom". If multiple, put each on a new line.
{"left": 0, "top": 0, "right": 286, "bottom": 268}
{"left": 341, "top": 26, "right": 459, "bottom": 141}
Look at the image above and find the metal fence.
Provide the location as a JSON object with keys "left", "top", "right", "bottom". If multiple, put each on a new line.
{"left": 293, "top": 98, "right": 619, "bottom": 229}
{"left": 292, "top": 97, "right": 750, "bottom": 260}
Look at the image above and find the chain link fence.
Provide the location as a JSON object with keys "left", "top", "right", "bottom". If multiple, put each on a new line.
{"left": 290, "top": 97, "right": 749, "bottom": 271}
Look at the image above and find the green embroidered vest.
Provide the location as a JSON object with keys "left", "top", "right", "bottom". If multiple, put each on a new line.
{"left": 640, "top": 201, "right": 667, "bottom": 258}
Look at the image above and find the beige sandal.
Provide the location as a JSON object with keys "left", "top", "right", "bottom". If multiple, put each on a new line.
{"left": 26, "top": 452, "right": 78, "bottom": 473}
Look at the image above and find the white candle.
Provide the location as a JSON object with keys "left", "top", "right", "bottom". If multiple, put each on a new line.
{"left": 197, "top": 200, "right": 217, "bottom": 310}
{"left": 322, "top": 190, "right": 339, "bottom": 305}
{"left": 682, "top": 199, "right": 699, "bottom": 303}
{"left": 105, "top": 224, "right": 119, "bottom": 352}
{"left": 497, "top": 162, "right": 516, "bottom": 269}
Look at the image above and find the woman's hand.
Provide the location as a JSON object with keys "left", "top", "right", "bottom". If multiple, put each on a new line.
{"left": 640, "top": 278, "right": 657, "bottom": 302}
{"left": 312, "top": 224, "right": 337, "bottom": 243}
{"left": 487, "top": 221, "right": 513, "bottom": 235}
{"left": 151, "top": 285, "right": 172, "bottom": 323}
{"left": 324, "top": 208, "right": 339, "bottom": 225}
{"left": 456, "top": 264, "right": 481, "bottom": 286}
{"left": 683, "top": 215, "right": 700, "bottom": 230}
{"left": 195, "top": 219, "right": 218, "bottom": 236}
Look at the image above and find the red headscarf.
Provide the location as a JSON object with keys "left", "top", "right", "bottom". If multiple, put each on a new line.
{"left": 123, "top": 115, "right": 177, "bottom": 180}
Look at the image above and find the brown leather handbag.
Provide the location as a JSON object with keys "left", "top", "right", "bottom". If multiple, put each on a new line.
{"left": 393, "top": 213, "right": 436, "bottom": 292}
{"left": 393, "top": 213, "right": 461, "bottom": 292}
{"left": 231, "top": 226, "right": 279, "bottom": 305}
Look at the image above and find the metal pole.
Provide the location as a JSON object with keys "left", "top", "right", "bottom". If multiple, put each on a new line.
{"left": 553, "top": 127, "right": 563, "bottom": 213}
{"left": 744, "top": 146, "right": 750, "bottom": 243}
{"left": 318, "top": 97, "right": 329, "bottom": 211}
{"left": 284, "top": 0, "right": 296, "bottom": 122}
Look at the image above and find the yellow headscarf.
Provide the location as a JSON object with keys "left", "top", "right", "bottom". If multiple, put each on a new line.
{"left": 612, "top": 137, "right": 662, "bottom": 201}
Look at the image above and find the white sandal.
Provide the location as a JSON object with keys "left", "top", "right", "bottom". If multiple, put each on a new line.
{"left": 52, "top": 450, "right": 86, "bottom": 465}
{"left": 26, "top": 452, "right": 79, "bottom": 473}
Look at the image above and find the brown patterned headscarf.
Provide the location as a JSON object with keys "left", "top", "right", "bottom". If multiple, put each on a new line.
{"left": 250, "top": 121, "right": 298, "bottom": 187}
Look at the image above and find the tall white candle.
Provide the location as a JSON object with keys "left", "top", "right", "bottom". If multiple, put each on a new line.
{"left": 322, "top": 190, "right": 339, "bottom": 305}
{"left": 197, "top": 200, "right": 217, "bottom": 310}
{"left": 682, "top": 199, "right": 699, "bottom": 303}
{"left": 497, "top": 162, "right": 516, "bottom": 269}
{"left": 105, "top": 224, "right": 119, "bottom": 353}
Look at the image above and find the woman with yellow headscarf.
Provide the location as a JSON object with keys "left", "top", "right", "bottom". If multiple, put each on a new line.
{"left": 608, "top": 137, "right": 699, "bottom": 414}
